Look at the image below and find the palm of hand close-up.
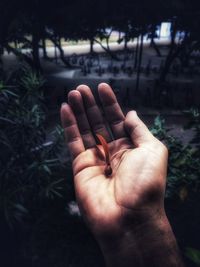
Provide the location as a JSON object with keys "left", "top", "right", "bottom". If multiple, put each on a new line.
{"left": 61, "top": 83, "right": 168, "bottom": 237}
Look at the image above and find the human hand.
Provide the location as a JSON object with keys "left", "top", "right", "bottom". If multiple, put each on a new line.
{"left": 61, "top": 83, "right": 184, "bottom": 267}
{"left": 61, "top": 83, "right": 168, "bottom": 237}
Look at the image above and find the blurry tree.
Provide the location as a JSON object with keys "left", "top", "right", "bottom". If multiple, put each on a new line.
{"left": 1, "top": 0, "right": 200, "bottom": 83}
{"left": 159, "top": 0, "right": 200, "bottom": 82}
{"left": 0, "top": 65, "right": 73, "bottom": 228}
{"left": 151, "top": 114, "right": 200, "bottom": 200}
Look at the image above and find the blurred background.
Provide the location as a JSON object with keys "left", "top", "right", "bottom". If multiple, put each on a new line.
{"left": 0, "top": 0, "right": 200, "bottom": 266}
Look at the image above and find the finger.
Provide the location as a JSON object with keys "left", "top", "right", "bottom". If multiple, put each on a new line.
{"left": 76, "top": 84, "right": 111, "bottom": 142}
{"left": 124, "top": 111, "right": 155, "bottom": 147}
{"left": 68, "top": 90, "right": 96, "bottom": 149}
{"left": 98, "top": 83, "right": 126, "bottom": 139}
{"left": 60, "top": 103, "right": 85, "bottom": 159}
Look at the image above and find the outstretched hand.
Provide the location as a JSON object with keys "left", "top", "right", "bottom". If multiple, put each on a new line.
{"left": 60, "top": 83, "right": 168, "bottom": 240}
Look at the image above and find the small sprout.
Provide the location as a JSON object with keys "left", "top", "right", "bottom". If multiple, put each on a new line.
{"left": 96, "top": 134, "right": 112, "bottom": 177}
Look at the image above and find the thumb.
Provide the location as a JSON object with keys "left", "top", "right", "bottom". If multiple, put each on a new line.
{"left": 124, "top": 111, "right": 155, "bottom": 147}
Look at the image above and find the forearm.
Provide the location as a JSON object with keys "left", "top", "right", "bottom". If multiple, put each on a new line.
{"left": 98, "top": 211, "right": 184, "bottom": 267}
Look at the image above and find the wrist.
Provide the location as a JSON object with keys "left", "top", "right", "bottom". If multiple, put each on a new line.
{"left": 97, "top": 208, "right": 166, "bottom": 254}
{"left": 96, "top": 209, "right": 184, "bottom": 267}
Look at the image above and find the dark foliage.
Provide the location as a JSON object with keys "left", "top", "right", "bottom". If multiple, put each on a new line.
{"left": 0, "top": 67, "right": 103, "bottom": 267}
{"left": 151, "top": 114, "right": 200, "bottom": 266}
{"left": 0, "top": 66, "right": 72, "bottom": 226}
{"left": 151, "top": 113, "right": 200, "bottom": 200}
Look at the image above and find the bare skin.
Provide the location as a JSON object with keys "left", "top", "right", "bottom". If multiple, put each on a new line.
{"left": 60, "top": 83, "right": 184, "bottom": 267}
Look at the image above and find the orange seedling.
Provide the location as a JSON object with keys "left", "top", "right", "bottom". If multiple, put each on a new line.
{"left": 96, "top": 134, "right": 112, "bottom": 177}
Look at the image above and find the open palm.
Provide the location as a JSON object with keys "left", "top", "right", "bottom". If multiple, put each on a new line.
{"left": 61, "top": 83, "right": 168, "bottom": 237}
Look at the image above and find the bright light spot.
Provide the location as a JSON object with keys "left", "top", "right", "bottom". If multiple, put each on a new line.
{"left": 160, "top": 22, "right": 171, "bottom": 38}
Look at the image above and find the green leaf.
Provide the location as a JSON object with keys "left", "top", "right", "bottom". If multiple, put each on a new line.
{"left": 186, "top": 247, "right": 200, "bottom": 265}
{"left": 43, "top": 165, "right": 52, "bottom": 175}
{"left": 0, "top": 117, "right": 16, "bottom": 124}
{"left": 14, "top": 204, "right": 28, "bottom": 214}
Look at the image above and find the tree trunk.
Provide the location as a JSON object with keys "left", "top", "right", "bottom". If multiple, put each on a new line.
{"left": 57, "top": 41, "right": 71, "bottom": 67}
{"left": 159, "top": 21, "right": 177, "bottom": 82}
{"left": 106, "top": 28, "right": 113, "bottom": 51}
{"left": 54, "top": 43, "right": 58, "bottom": 63}
{"left": 90, "top": 38, "right": 94, "bottom": 54}
{"left": 134, "top": 37, "right": 139, "bottom": 69}
{"left": 59, "top": 47, "right": 69, "bottom": 66}
{"left": 151, "top": 38, "right": 162, "bottom": 57}
{"left": 32, "top": 32, "right": 41, "bottom": 70}
{"left": 159, "top": 53, "right": 174, "bottom": 82}
{"left": 14, "top": 40, "right": 18, "bottom": 49}
{"left": 124, "top": 37, "right": 128, "bottom": 52}
{"left": 123, "top": 34, "right": 129, "bottom": 66}
{"left": 48, "top": 36, "right": 71, "bottom": 67}
{"left": 6, "top": 44, "right": 34, "bottom": 67}
{"left": 42, "top": 38, "right": 47, "bottom": 59}
{"left": 160, "top": 42, "right": 188, "bottom": 83}
{"left": 124, "top": 32, "right": 129, "bottom": 53}
{"left": 106, "top": 36, "right": 110, "bottom": 51}
{"left": 135, "top": 34, "right": 144, "bottom": 93}
{"left": 94, "top": 38, "right": 119, "bottom": 60}
{"left": 58, "top": 37, "right": 62, "bottom": 48}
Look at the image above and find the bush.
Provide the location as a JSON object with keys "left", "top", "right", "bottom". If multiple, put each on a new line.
{"left": 151, "top": 113, "right": 200, "bottom": 266}
{"left": 151, "top": 112, "right": 200, "bottom": 200}
{"left": 0, "top": 66, "right": 73, "bottom": 226}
